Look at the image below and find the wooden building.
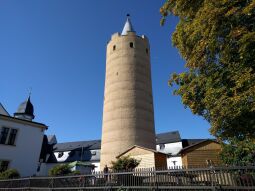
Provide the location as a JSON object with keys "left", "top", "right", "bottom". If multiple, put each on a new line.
{"left": 180, "top": 139, "right": 222, "bottom": 167}
{"left": 117, "top": 145, "right": 167, "bottom": 169}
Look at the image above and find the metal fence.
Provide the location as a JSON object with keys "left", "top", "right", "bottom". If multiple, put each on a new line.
{"left": 0, "top": 165, "right": 254, "bottom": 190}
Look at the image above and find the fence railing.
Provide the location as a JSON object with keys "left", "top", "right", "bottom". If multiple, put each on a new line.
{"left": 0, "top": 165, "right": 254, "bottom": 190}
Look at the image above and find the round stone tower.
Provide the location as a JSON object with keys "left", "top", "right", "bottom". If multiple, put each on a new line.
{"left": 100, "top": 16, "right": 156, "bottom": 168}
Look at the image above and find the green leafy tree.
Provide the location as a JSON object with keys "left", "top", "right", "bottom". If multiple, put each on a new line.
{"left": 111, "top": 156, "right": 140, "bottom": 171}
{"left": 160, "top": 0, "right": 255, "bottom": 164}
{"left": 220, "top": 138, "right": 255, "bottom": 165}
{"left": 48, "top": 164, "right": 72, "bottom": 176}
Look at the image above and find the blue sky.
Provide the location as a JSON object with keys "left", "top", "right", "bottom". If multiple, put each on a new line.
{"left": 0, "top": 0, "right": 212, "bottom": 142}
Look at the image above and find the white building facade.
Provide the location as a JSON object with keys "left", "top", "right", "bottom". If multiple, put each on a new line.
{"left": 156, "top": 131, "right": 183, "bottom": 167}
{"left": 0, "top": 98, "right": 47, "bottom": 177}
{"left": 156, "top": 142, "right": 183, "bottom": 167}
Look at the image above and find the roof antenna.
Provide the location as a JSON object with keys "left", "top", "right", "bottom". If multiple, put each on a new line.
{"left": 28, "top": 87, "right": 32, "bottom": 98}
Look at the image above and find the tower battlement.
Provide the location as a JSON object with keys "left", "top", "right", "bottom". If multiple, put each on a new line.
{"left": 110, "top": 32, "right": 149, "bottom": 42}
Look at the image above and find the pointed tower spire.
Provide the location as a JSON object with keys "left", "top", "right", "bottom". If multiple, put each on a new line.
{"left": 14, "top": 94, "right": 35, "bottom": 121}
{"left": 121, "top": 14, "right": 135, "bottom": 35}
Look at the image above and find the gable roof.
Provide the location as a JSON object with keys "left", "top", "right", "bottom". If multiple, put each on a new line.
{"left": 0, "top": 103, "right": 10, "bottom": 116}
{"left": 116, "top": 145, "right": 167, "bottom": 158}
{"left": 182, "top": 139, "right": 207, "bottom": 148}
{"left": 54, "top": 139, "right": 101, "bottom": 152}
{"left": 47, "top": 135, "right": 57, "bottom": 145}
{"left": 180, "top": 139, "right": 219, "bottom": 153}
{"left": 156, "top": 131, "right": 181, "bottom": 144}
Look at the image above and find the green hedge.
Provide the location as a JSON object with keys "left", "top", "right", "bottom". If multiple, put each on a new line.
{"left": 0, "top": 169, "right": 20, "bottom": 179}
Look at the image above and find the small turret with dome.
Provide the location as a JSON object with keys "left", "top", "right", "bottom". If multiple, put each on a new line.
{"left": 14, "top": 95, "right": 35, "bottom": 121}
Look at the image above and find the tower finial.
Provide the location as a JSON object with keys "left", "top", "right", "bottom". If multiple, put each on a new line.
{"left": 121, "top": 14, "right": 135, "bottom": 35}
{"left": 27, "top": 87, "right": 32, "bottom": 102}
{"left": 28, "top": 87, "right": 32, "bottom": 97}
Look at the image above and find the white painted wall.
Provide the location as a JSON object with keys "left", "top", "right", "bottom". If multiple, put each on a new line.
{"left": 37, "top": 163, "right": 56, "bottom": 176}
{"left": 38, "top": 162, "right": 100, "bottom": 176}
{"left": 0, "top": 118, "right": 45, "bottom": 177}
{"left": 167, "top": 156, "right": 182, "bottom": 168}
{"left": 54, "top": 151, "right": 70, "bottom": 162}
{"left": 156, "top": 142, "right": 183, "bottom": 155}
{"left": 156, "top": 142, "right": 183, "bottom": 167}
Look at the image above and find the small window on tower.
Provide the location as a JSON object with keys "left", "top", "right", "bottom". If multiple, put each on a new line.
{"left": 130, "top": 42, "right": 134, "bottom": 48}
{"left": 113, "top": 45, "right": 116, "bottom": 51}
{"left": 146, "top": 48, "right": 149, "bottom": 54}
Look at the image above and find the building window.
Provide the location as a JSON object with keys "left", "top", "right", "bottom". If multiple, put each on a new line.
{"left": 130, "top": 42, "right": 134, "bottom": 48}
{"left": 113, "top": 45, "right": 116, "bottom": 51}
{"left": 0, "top": 128, "right": 9, "bottom": 144}
{"left": 0, "top": 160, "right": 9, "bottom": 172}
{"left": 58, "top": 152, "right": 64, "bottom": 158}
{"left": 0, "top": 127, "right": 18, "bottom": 145}
{"left": 8, "top": 129, "right": 17, "bottom": 145}
{"left": 159, "top": 144, "right": 165, "bottom": 150}
{"left": 146, "top": 48, "right": 149, "bottom": 54}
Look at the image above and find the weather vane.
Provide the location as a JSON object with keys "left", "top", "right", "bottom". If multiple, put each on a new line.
{"left": 28, "top": 87, "right": 32, "bottom": 97}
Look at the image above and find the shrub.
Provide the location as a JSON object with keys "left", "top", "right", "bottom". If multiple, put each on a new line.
{"left": 71, "top": 170, "right": 81, "bottom": 175}
{"left": 117, "top": 187, "right": 129, "bottom": 191}
{"left": 0, "top": 169, "right": 20, "bottom": 179}
{"left": 48, "top": 164, "right": 72, "bottom": 176}
{"left": 111, "top": 156, "right": 140, "bottom": 171}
